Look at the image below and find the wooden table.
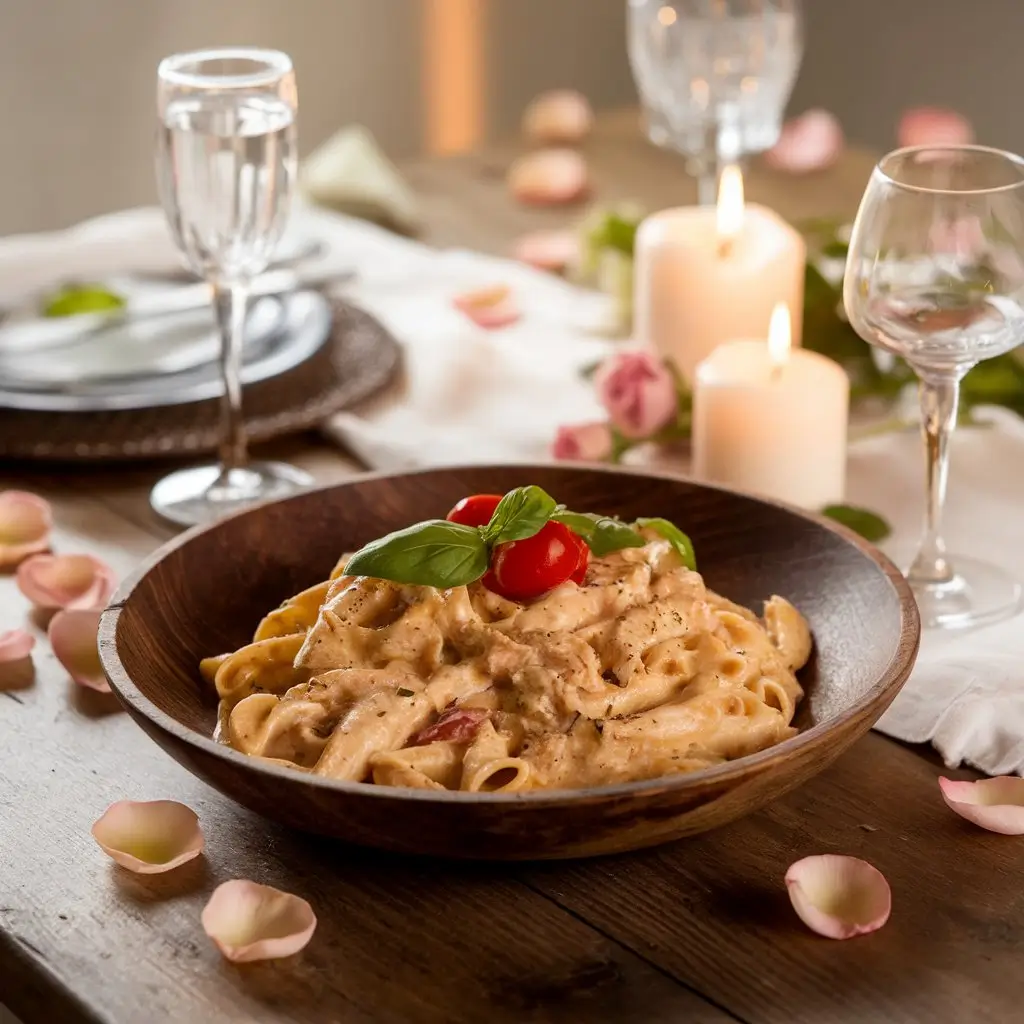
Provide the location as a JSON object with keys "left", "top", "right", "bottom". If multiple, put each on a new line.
{"left": 2, "top": 112, "right": 1021, "bottom": 1024}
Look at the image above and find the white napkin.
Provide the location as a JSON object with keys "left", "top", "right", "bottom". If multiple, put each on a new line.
{"left": 3, "top": 204, "right": 1023, "bottom": 777}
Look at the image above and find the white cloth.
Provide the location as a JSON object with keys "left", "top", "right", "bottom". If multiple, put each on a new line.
{"left": 1, "top": 204, "right": 1022, "bottom": 777}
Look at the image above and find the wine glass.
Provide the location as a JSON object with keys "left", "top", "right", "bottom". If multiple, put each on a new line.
{"left": 843, "top": 145, "right": 1024, "bottom": 629}
{"left": 626, "top": 0, "right": 803, "bottom": 205}
{"left": 150, "top": 48, "right": 313, "bottom": 528}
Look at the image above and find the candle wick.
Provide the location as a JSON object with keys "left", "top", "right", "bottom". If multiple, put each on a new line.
{"left": 770, "top": 362, "right": 784, "bottom": 383}
{"left": 717, "top": 238, "right": 733, "bottom": 259}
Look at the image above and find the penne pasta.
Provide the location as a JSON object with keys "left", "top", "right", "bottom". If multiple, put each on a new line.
{"left": 204, "top": 530, "right": 812, "bottom": 792}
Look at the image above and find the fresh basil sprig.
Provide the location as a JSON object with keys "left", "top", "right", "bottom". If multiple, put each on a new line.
{"left": 343, "top": 520, "right": 489, "bottom": 588}
{"left": 821, "top": 504, "right": 892, "bottom": 543}
{"left": 635, "top": 517, "right": 697, "bottom": 570}
{"left": 551, "top": 511, "right": 646, "bottom": 557}
{"left": 482, "top": 485, "right": 558, "bottom": 545}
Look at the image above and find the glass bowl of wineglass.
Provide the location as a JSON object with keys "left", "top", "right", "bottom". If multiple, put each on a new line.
{"left": 150, "top": 48, "right": 313, "bottom": 528}
{"left": 843, "top": 144, "right": 1024, "bottom": 629}
{"left": 626, "top": 0, "right": 803, "bottom": 205}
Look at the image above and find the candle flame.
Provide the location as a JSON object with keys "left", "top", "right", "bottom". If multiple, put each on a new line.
{"left": 767, "top": 303, "right": 791, "bottom": 368}
{"left": 716, "top": 165, "right": 744, "bottom": 253}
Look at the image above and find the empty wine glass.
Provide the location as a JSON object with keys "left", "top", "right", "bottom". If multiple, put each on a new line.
{"left": 626, "top": 0, "right": 803, "bottom": 205}
{"left": 844, "top": 145, "right": 1024, "bottom": 629}
{"left": 150, "top": 48, "right": 313, "bottom": 528}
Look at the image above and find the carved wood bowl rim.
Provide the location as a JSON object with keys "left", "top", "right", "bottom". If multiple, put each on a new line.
{"left": 98, "top": 463, "right": 921, "bottom": 809}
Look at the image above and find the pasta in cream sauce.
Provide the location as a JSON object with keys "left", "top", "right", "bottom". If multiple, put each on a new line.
{"left": 203, "top": 532, "right": 812, "bottom": 792}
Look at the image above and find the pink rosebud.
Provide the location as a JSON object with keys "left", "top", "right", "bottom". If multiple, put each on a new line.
{"left": 593, "top": 351, "right": 677, "bottom": 440}
{"left": 898, "top": 107, "right": 974, "bottom": 148}
{"left": 551, "top": 422, "right": 613, "bottom": 462}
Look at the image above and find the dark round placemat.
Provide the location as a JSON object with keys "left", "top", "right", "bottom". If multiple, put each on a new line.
{"left": 0, "top": 300, "right": 401, "bottom": 462}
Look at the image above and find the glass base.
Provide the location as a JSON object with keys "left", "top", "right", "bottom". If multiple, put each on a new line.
{"left": 908, "top": 554, "right": 1023, "bottom": 630}
{"left": 150, "top": 461, "right": 314, "bottom": 528}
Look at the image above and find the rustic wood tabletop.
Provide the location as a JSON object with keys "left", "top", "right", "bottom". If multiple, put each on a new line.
{"left": 2, "top": 111, "right": 1021, "bottom": 1024}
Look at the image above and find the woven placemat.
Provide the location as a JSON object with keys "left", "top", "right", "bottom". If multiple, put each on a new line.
{"left": 0, "top": 300, "right": 401, "bottom": 462}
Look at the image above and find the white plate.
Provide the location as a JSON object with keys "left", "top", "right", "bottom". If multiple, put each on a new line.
{"left": 0, "top": 290, "right": 332, "bottom": 413}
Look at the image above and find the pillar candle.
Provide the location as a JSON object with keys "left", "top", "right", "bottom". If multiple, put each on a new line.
{"left": 692, "top": 305, "right": 849, "bottom": 509}
{"left": 634, "top": 167, "right": 806, "bottom": 383}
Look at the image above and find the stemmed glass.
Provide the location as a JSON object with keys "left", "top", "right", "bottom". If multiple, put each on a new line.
{"left": 626, "top": 0, "right": 803, "bottom": 205}
{"left": 150, "top": 48, "right": 313, "bottom": 528}
{"left": 844, "top": 145, "right": 1024, "bottom": 629}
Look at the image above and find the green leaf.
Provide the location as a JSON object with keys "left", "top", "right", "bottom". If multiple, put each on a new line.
{"left": 42, "top": 283, "right": 125, "bottom": 318}
{"left": 483, "top": 485, "right": 558, "bottom": 545}
{"left": 552, "top": 511, "right": 647, "bottom": 556}
{"left": 343, "top": 520, "right": 489, "bottom": 588}
{"left": 634, "top": 517, "right": 697, "bottom": 571}
{"left": 821, "top": 504, "right": 892, "bottom": 543}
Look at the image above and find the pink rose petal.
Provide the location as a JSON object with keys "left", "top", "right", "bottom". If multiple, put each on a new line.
{"left": 898, "top": 107, "right": 974, "bottom": 149}
{"left": 764, "top": 109, "right": 845, "bottom": 174}
{"left": 522, "top": 89, "right": 594, "bottom": 146}
{"left": 0, "top": 628, "right": 35, "bottom": 663}
{"left": 202, "top": 880, "right": 317, "bottom": 963}
{"left": 552, "top": 422, "right": 614, "bottom": 462}
{"left": 453, "top": 285, "right": 521, "bottom": 329}
{"left": 508, "top": 149, "right": 589, "bottom": 206}
{"left": 48, "top": 608, "right": 108, "bottom": 692}
{"left": 513, "top": 230, "right": 579, "bottom": 273}
{"left": 939, "top": 775, "right": 1024, "bottom": 835}
{"left": 786, "top": 855, "right": 891, "bottom": 939}
{"left": 0, "top": 491, "right": 52, "bottom": 569}
{"left": 16, "top": 553, "right": 116, "bottom": 610}
{"left": 92, "top": 800, "right": 204, "bottom": 874}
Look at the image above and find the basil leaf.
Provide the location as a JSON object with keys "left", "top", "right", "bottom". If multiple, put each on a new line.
{"left": 821, "top": 504, "right": 892, "bottom": 543}
{"left": 552, "top": 511, "right": 647, "bottom": 557}
{"left": 343, "top": 520, "right": 489, "bottom": 587}
{"left": 483, "top": 485, "right": 558, "bottom": 545}
{"left": 634, "top": 517, "right": 697, "bottom": 571}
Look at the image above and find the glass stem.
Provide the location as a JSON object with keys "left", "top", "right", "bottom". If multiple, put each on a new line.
{"left": 909, "top": 371, "right": 961, "bottom": 586}
{"left": 211, "top": 280, "right": 249, "bottom": 478}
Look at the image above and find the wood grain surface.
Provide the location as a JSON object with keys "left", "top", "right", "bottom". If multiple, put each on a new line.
{"left": 4, "top": 112, "right": 1022, "bottom": 1024}
{"left": 100, "top": 464, "right": 918, "bottom": 860}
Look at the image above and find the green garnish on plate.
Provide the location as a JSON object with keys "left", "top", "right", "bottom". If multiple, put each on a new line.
{"left": 41, "top": 283, "right": 126, "bottom": 318}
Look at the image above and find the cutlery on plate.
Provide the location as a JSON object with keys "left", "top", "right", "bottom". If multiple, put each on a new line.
{"left": 0, "top": 267, "right": 354, "bottom": 354}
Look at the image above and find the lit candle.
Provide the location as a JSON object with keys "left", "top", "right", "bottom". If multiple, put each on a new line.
{"left": 634, "top": 167, "right": 806, "bottom": 382}
{"left": 692, "top": 304, "right": 849, "bottom": 509}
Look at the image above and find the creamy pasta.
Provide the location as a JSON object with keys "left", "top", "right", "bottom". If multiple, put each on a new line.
{"left": 204, "top": 532, "right": 811, "bottom": 792}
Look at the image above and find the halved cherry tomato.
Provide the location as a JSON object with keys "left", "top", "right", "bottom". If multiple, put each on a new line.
{"left": 489, "top": 521, "right": 587, "bottom": 601}
{"left": 446, "top": 494, "right": 503, "bottom": 529}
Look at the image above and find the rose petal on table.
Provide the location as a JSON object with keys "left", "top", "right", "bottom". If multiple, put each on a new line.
{"left": 48, "top": 608, "right": 108, "bottom": 692}
{"left": 764, "top": 109, "right": 845, "bottom": 173}
{"left": 0, "top": 628, "right": 35, "bottom": 663}
{"left": 522, "top": 89, "right": 594, "bottom": 146}
{"left": 201, "top": 880, "right": 317, "bottom": 963}
{"left": 939, "top": 776, "right": 1024, "bottom": 835}
{"left": 508, "top": 149, "right": 589, "bottom": 206}
{"left": 512, "top": 230, "right": 579, "bottom": 272}
{"left": 898, "top": 107, "right": 974, "bottom": 148}
{"left": 92, "top": 800, "right": 203, "bottom": 874}
{"left": 552, "top": 422, "right": 614, "bottom": 462}
{"left": 785, "top": 855, "right": 891, "bottom": 939}
{"left": 0, "top": 491, "right": 53, "bottom": 569}
{"left": 453, "top": 285, "right": 521, "bottom": 329}
{"left": 16, "top": 553, "right": 116, "bottom": 610}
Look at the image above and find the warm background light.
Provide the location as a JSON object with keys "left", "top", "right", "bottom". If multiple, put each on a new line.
{"left": 423, "top": 0, "right": 485, "bottom": 155}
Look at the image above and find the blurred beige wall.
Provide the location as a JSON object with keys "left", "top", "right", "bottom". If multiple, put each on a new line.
{"left": 1, "top": 0, "right": 1022, "bottom": 232}
{"left": 0, "top": 0, "right": 633, "bottom": 235}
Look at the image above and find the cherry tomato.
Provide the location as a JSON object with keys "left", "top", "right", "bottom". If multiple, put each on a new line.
{"left": 489, "top": 521, "right": 586, "bottom": 601}
{"left": 446, "top": 494, "right": 503, "bottom": 529}
{"left": 570, "top": 538, "right": 590, "bottom": 585}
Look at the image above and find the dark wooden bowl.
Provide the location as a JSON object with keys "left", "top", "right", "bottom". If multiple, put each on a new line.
{"left": 99, "top": 465, "right": 920, "bottom": 860}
